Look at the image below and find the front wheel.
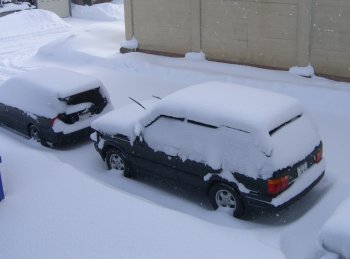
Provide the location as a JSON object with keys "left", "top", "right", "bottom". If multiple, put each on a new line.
{"left": 209, "top": 184, "right": 245, "bottom": 218}
{"left": 106, "top": 148, "right": 132, "bottom": 178}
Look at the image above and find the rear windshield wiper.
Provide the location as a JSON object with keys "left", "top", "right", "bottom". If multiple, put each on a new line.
{"left": 269, "top": 115, "right": 302, "bottom": 136}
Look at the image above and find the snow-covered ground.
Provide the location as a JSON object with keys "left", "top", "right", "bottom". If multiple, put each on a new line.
{"left": 1, "top": 3, "right": 350, "bottom": 259}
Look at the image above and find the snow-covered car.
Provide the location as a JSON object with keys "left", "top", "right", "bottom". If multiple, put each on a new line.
{"left": 91, "top": 81, "right": 325, "bottom": 218}
{"left": 0, "top": 68, "right": 111, "bottom": 146}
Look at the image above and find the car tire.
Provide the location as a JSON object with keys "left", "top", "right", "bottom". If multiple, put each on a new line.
{"left": 106, "top": 148, "right": 132, "bottom": 178}
{"left": 209, "top": 183, "right": 245, "bottom": 218}
{"left": 28, "top": 124, "right": 49, "bottom": 147}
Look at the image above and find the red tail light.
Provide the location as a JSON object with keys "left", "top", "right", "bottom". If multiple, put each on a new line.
{"left": 50, "top": 117, "right": 58, "bottom": 127}
{"left": 267, "top": 176, "right": 289, "bottom": 195}
{"left": 314, "top": 147, "right": 323, "bottom": 163}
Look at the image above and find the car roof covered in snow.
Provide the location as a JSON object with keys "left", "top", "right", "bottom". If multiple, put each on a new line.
{"left": 0, "top": 67, "right": 102, "bottom": 98}
{"left": 142, "top": 81, "right": 304, "bottom": 135}
{"left": 0, "top": 68, "right": 102, "bottom": 118}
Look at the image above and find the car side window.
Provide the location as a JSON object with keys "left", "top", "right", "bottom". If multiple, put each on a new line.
{"left": 143, "top": 115, "right": 218, "bottom": 161}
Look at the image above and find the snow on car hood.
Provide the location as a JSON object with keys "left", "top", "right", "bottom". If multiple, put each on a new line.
{"left": 91, "top": 99, "right": 159, "bottom": 143}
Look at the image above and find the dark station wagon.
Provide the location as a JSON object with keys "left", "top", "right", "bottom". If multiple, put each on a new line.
{"left": 0, "top": 68, "right": 111, "bottom": 146}
{"left": 91, "top": 82, "right": 325, "bottom": 218}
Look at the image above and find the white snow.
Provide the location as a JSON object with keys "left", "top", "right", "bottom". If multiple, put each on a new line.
{"left": 71, "top": 2, "right": 124, "bottom": 21}
{"left": 319, "top": 197, "right": 350, "bottom": 258}
{"left": 143, "top": 82, "right": 303, "bottom": 136}
{"left": 121, "top": 36, "right": 139, "bottom": 49}
{"left": 289, "top": 64, "right": 315, "bottom": 78}
{"left": 92, "top": 99, "right": 158, "bottom": 143}
{"left": 0, "top": 9, "right": 70, "bottom": 39}
{"left": 268, "top": 115, "right": 321, "bottom": 172}
{"left": 1, "top": 3, "right": 350, "bottom": 259}
{"left": 0, "top": 68, "right": 104, "bottom": 118}
{"left": 185, "top": 51, "right": 206, "bottom": 61}
{"left": 0, "top": 2, "right": 33, "bottom": 14}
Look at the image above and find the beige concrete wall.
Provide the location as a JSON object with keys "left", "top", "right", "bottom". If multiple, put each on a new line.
{"left": 310, "top": 0, "right": 350, "bottom": 79}
{"left": 201, "top": 0, "right": 299, "bottom": 69}
{"left": 126, "top": 0, "right": 350, "bottom": 80}
{"left": 131, "top": 0, "right": 193, "bottom": 54}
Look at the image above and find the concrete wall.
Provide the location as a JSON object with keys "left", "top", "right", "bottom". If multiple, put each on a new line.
{"left": 201, "top": 0, "right": 298, "bottom": 69}
{"left": 124, "top": 0, "right": 350, "bottom": 80}
{"left": 130, "top": 0, "right": 193, "bottom": 54}
{"left": 310, "top": 0, "right": 350, "bottom": 79}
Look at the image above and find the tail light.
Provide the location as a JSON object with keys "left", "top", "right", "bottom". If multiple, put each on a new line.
{"left": 267, "top": 176, "right": 289, "bottom": 195}
{"left": 314, "top": 146, "right": 323, "bottom": 163}
{"left": 50, "top": 116, "right": 58, "bottom": 127}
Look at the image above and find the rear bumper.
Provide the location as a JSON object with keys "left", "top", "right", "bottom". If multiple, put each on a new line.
{"left": 243, "top": 159, "right": 326, "bottom": 211}
{"left": 45, "top": 127, "right": 93, "bottom": 146}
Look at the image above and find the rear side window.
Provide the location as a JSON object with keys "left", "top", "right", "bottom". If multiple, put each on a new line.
{"left": 143, "top": 116, "right": 216, "bottom": 158}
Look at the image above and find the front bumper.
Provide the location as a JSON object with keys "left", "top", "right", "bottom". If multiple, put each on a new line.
{"left": 243, "top": 159, "right": 326, "bottom": 211}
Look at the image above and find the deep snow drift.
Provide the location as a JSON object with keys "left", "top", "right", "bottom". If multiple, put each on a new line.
{"left": 1, "top": 3, "right": 350, "bottom": 259}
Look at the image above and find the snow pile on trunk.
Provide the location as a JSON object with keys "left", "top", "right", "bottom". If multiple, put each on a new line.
{"left": 0, "top": 68, "right": 103, "bottom": 118}
{"left": 0, "top": 9, "right": 71, "bottom": 39}
{"left": 319, "top": 197, "right": 350, "bottom": 258}
{"left": 71, "top": 2, "right": 124, "bottom": 21}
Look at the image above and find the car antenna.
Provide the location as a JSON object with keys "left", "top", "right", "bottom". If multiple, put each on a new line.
{"left": 129, "top": 97, "right": 146, "bottom": 110}
{"left": 152, "top": 95, "right": 162, "bottom": 100}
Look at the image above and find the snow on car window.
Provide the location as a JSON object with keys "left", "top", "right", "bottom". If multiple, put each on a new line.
{"left": 144, "top": 116, "right": 268, "bottom": 179}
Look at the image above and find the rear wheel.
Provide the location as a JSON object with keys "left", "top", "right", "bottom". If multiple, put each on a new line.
{"left": 29, "top": 124, "right": 49, "bottom": 147}
{"left": 209, "top": 183, "right": 245, "bottom": 218}
{"left": 106, "top": 148, "right": 132, "bottom": 178}
{"left": 29, "top": 125, "right": 41, "bottom": 143}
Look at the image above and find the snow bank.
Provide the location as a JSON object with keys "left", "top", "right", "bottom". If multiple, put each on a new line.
{"left": 289, "top": 64, "right": 315, "bottom": 78}
{"left": 319, "top": 197, "right": 350, "bottom": 258}
{"left": 0, "top": 9, "right": 70, "bottom": 39}
{"left": 71, "top": 2, "right": 124, "bottom": 21}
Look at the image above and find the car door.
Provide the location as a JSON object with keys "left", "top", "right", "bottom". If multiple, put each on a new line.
{"left": 174, "top": 120, "right": 221, "bottom": 191}
{"left": 132, "top": 116, "right": 183, "bottom": 182}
